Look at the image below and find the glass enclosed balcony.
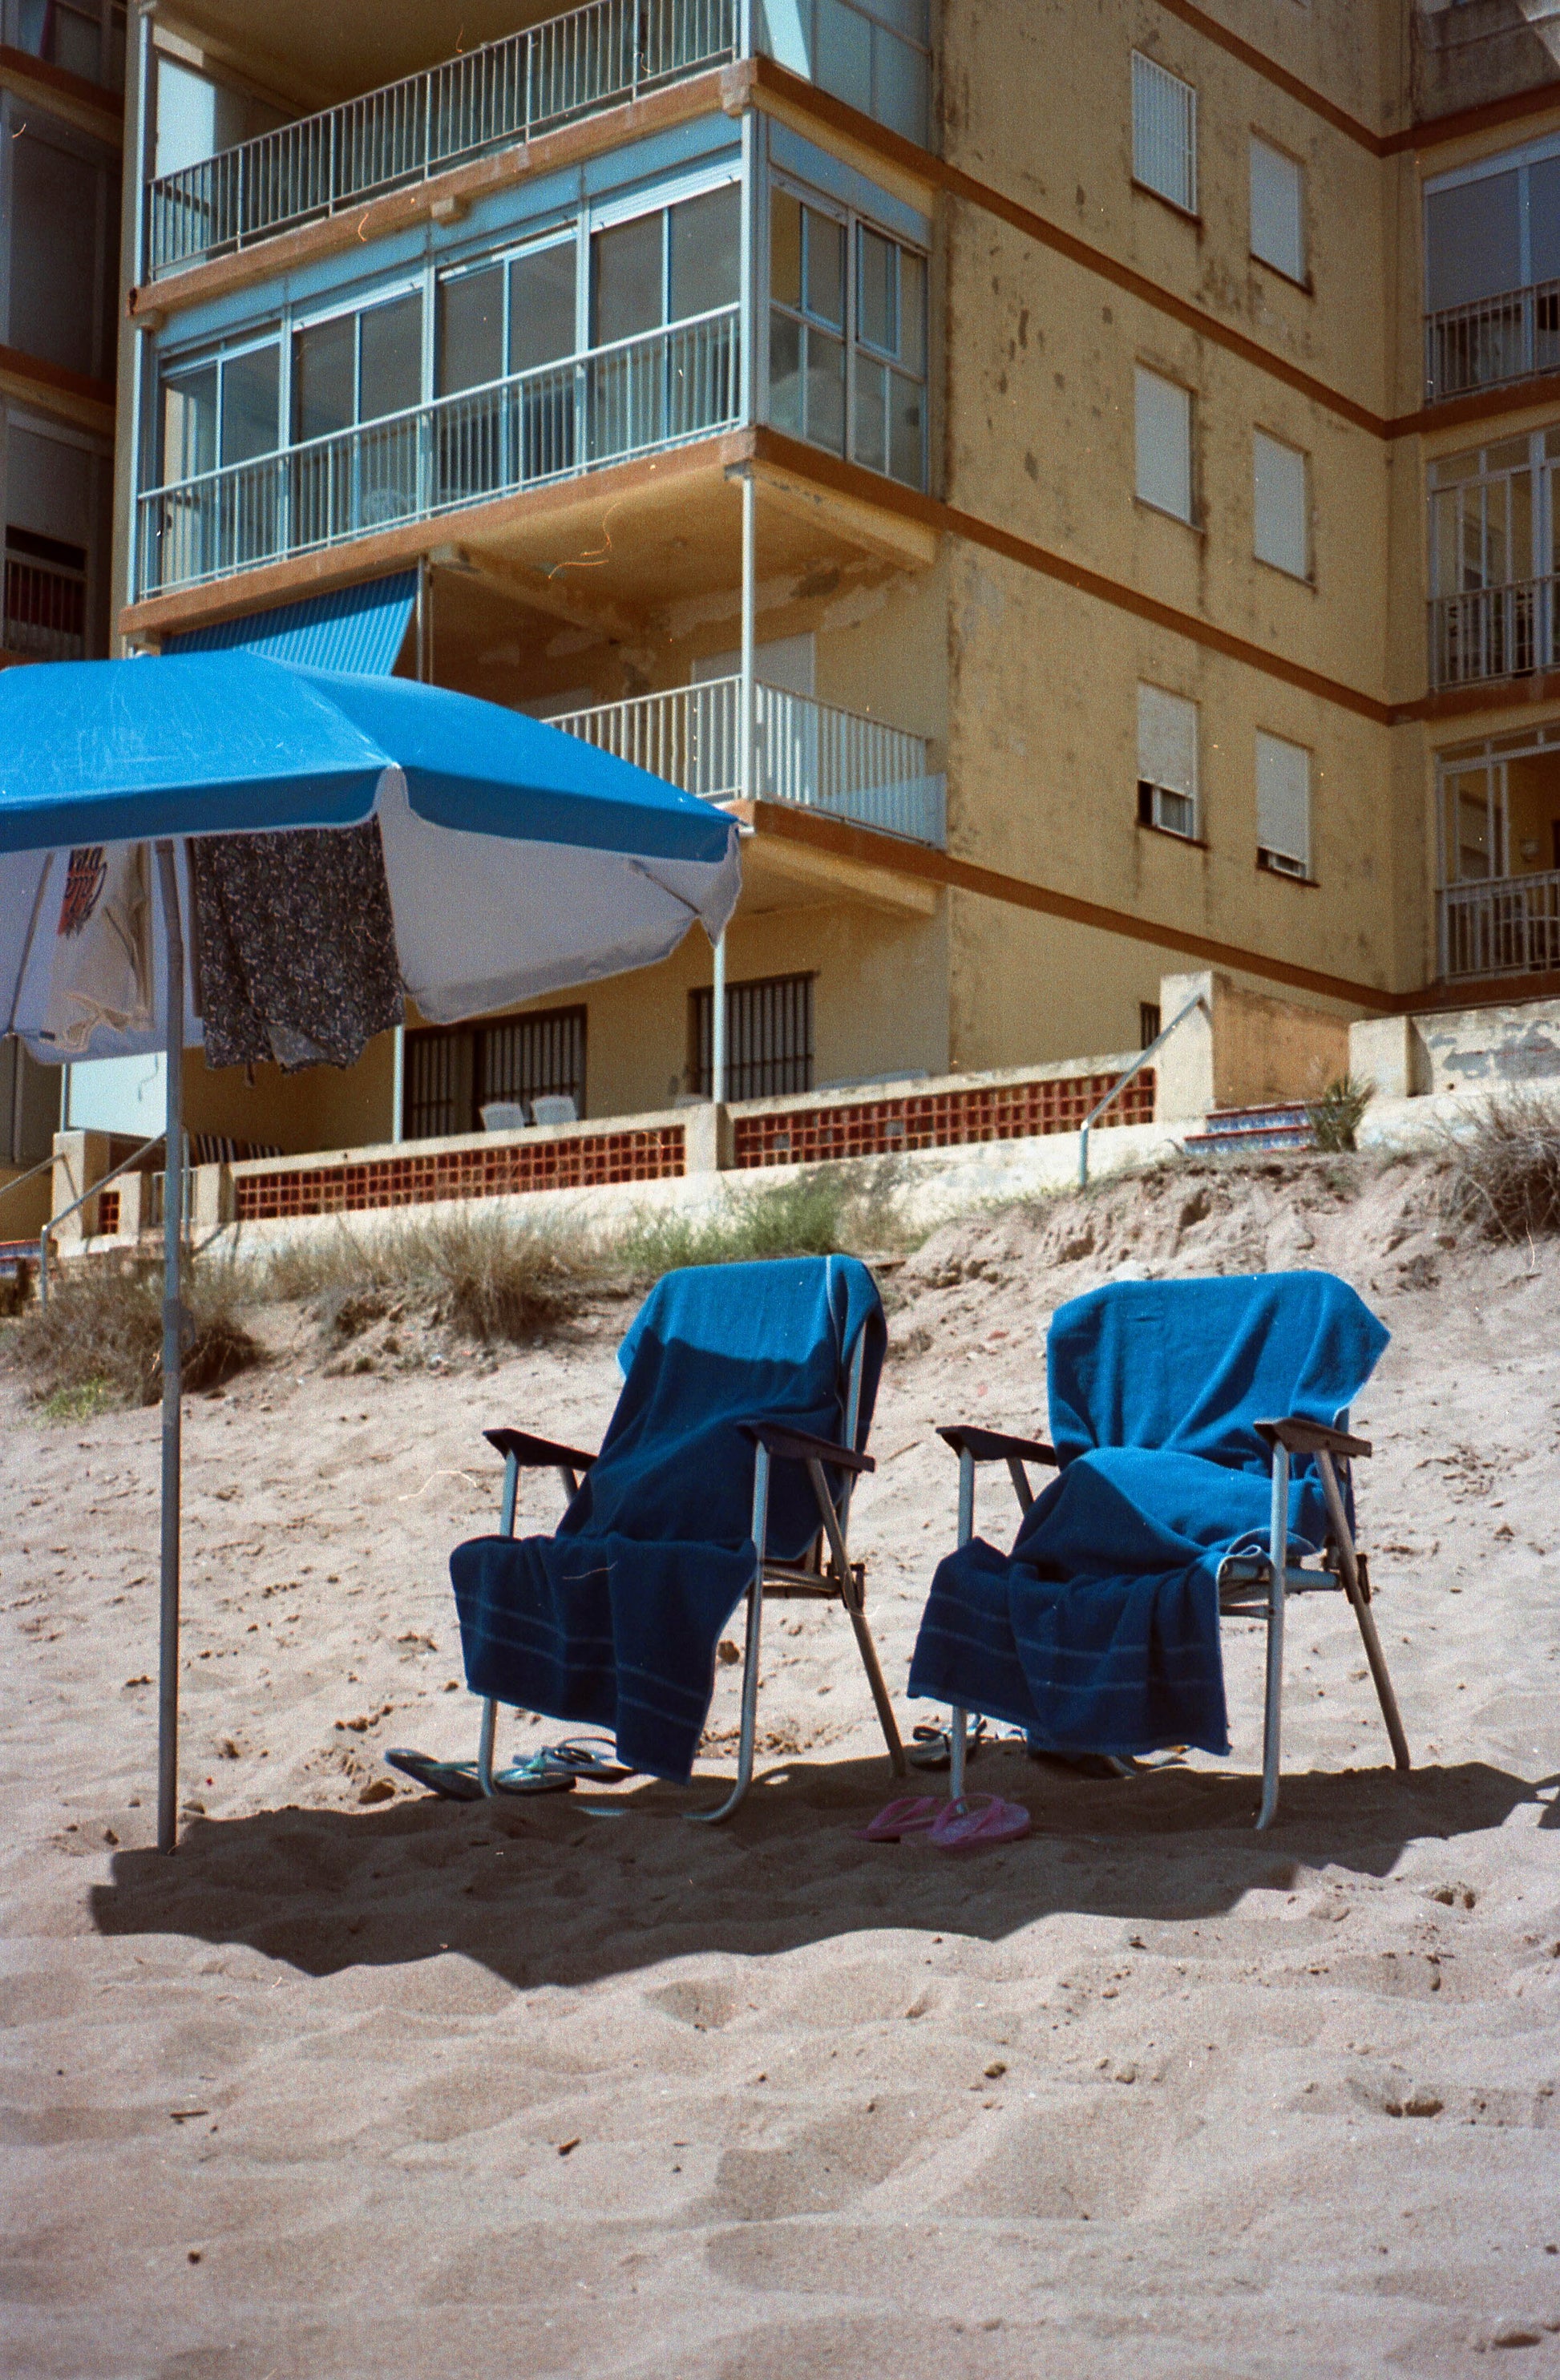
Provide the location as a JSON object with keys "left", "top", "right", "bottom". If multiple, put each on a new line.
{"left": 133, "top": 148, "right": 932, "bottom": 599}
{"left": 143, "top": 0, "right": 932, "bottom": 279}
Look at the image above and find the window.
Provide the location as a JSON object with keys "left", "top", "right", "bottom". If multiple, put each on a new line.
{"left": 589, "top": 184, "right": 741, "bottom": 450}
{"left": 1135, "top": 366, "right": 1193, "bottom": 522}
{"left": 293, "top": 292, "right": 422, "bottom": 442}
{"left": 690, "top": 972, "right": 814, "bottom": 1101}
{"left": 159, "top": 335, "right": 281, "bottom": 548}
{"left": 1253, "top": 430, "right": 1309, "bottom": 578}
{"left": 402, "top": 1008, "right": 587, "bottom": 1140}
{"left": 591, "top": 184, "right": 740, "bottom": 345}
{"left": 6, "top": 111, "right": 119, "bottom": 380}
{"left": 1255, "top": 731, "right": 1311, "bottom": 878}
{"left": 1426, "top": 428, "right": 1560, "bottom": 685}
{"left": 1424, "top": 140, "right": 1560, "bottom": 400}
{"left": 1132, "top": 51, "right": 1197, "bottom": 216}
{"left": 1425, "top": 143, "right": 1560, "bottom": 317}
{"left": 1138, "top": 1001, "right": 1162, "bottom": 1050}
{"left": 1137, "top": 684, "right": 1198, "bottom": 840}
{"left": 437, "top": 237, "right": 579, "bottom": 494}
{"left": 1251, "top": 137, "right": 1306, "bottom": 284}
{"left": 754, "top": 0, "right": 932, "bottom": 147}
{"left": 769, "top": 184, "right": 928, "bottom": 487}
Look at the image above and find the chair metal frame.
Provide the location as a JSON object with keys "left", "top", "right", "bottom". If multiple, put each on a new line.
{"left": 472, "top": 1327, "right": 907, "bottom": 1821}
{"left": 936, "top": 1412, "right": 1410, "bottom": 1828}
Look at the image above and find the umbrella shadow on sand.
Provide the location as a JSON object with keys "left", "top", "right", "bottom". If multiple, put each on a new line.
{"left": 88, "top": 1753, "right": 1548, "bottom": 1994}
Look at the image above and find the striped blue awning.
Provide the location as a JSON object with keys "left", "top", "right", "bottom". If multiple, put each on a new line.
{"left": 162, "top": 572, "right": 416, "bottom": 674}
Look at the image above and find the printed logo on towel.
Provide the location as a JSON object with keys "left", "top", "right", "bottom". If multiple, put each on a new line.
{"left": 57, "top": 847, "right": 109, "bottom": 940}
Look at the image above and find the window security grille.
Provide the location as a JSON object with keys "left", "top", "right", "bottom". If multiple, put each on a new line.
{"left": 691, "top": 972, "right": 814, "bottom": 1101}
{"left": 1132, "top": 51, "right": 1197, "bottom": 216}
{"left": 1135, "top": 367, "right": 1193, "bottom": 522}
{"left": 1137, "top": 683, "right": 1198, "bottom": 839}
{"left": 1253, "top": 431, "right": 1309, "bottom": 579}
{"left": 1255, "top": 732, "right": 1311, "bottom": 878}
{"left": 1139, "top": 1002, "right": 1162, "bottom": 1050}
{"left": 403, "top": 1007, "right": 586, "bottom": 1138}
{"left": 1251, "top": 138, "right": 1306, "bottom": 284}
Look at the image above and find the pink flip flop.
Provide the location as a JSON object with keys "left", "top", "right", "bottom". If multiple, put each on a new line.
{"left": 929, "top": 1792, "right": 1032, "bottom": 1849}
{"left": 852, "top": 1794, "right": 944, "bottom": 1842}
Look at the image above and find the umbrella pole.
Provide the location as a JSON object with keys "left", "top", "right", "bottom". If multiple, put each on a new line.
{"left": 154, "top": 842, "right": 184, "bottom": 1855}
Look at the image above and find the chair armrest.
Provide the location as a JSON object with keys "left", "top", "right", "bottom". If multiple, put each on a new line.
{"left": 1255, "top": 1417, "right": 1372, "bottom": 1460}
{"left": 738, "top": 1421, "right": 875, "bottom": 1475}
{"left": 937, "top": 1424, "right": 1059, "bottom": 1467}
{"left": 483, "top": 1427, "right": 599, "bottom": 1471}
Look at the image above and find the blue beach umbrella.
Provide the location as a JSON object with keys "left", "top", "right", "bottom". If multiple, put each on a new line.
{"left": 0, "top": 653, "right": 740, "bottom": 1849}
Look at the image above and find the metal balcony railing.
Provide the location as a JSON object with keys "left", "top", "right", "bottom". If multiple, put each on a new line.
{"left": 1440, "top": 869, "right": 1560, "bottom": 980}
{"left": 2, "top": 551, "right": 87, "bottom": 661}
{"left": 135, "top": 307, "right": 742, "bottom": 596}
{"left": 146, "top": 0, "right": 740, "bottom": 275}
{"left": 1428, "top": 576, "right": 1555, "bottom": 689}
{"left": 1425, "top": 279, "right": 1560, "bottom": 404}
{"left": 552, "top": 675, "right": 945, "bottom": 846}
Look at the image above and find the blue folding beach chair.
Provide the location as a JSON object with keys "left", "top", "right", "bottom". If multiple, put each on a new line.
{"left": 910, "top": 1272, "right": 1411, "bottom": 1828}
{"left": 444, "top": 1255, "right": 906, "bottom": 1820}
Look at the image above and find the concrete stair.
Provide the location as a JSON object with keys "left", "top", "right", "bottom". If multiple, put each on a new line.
{"left": 1182, "top": 1102, "right": 1316, "bottom": 1157}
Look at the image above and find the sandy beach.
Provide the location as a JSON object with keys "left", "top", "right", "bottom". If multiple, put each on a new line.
{"left": 4, "top": 1154, "right": 1559, "bottom": 2378}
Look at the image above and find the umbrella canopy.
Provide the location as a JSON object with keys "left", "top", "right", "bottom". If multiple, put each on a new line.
{"left": 0, "top": 651, "right": 741, "bottom": 1852}
{"left": 0, "top": 653, "right": 739, "bottom": 1050}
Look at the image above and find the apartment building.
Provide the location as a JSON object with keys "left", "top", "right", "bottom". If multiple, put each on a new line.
{"left": 0, "top": 0, "right": 124, "bottom": 1174}
{"left": 49, "top": 1, "right": 1560, "bottom": 1151}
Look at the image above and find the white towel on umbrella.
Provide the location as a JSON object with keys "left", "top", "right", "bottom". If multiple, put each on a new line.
{"left": 38, "top": 843, "right": 153, "bottom": 1055}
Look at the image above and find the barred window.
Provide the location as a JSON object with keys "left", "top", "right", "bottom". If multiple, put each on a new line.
{"left": 690, "top": 972, "right": 814, "bottom": 1102}
{"left": 402, "top": 1006, "right": 587, "bottom": 1139}
{"left": 1132, "top": 51, "right": 1197, "bottom": 216}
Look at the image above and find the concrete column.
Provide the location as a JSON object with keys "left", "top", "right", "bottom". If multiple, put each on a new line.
{"left": 683, "top": 1102, "right": 734, "bottom": 1174}
{"left": 1154, "top": 972, "right": 1218, "bottom": 1121}
{"left": 1349, "top": 1016, "right": 1429, "bottom": 1100}
{"left": 51, "top": 1129, "right": 111, "bottom": 1245}
{"left": 192, "top": 1163, "right": 231, "bottom": 1230}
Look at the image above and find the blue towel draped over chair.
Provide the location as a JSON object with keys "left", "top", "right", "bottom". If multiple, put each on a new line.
{"left": 908, "top": 1272, "right": 1389, "bottom": 1758}
{"left": 450, "top": 1255, "right": 885, "bottom": 1781}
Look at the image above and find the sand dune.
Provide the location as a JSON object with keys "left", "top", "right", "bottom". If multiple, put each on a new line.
{"left": 3, "top": 1153, "right": 1559, "bottom": 2378}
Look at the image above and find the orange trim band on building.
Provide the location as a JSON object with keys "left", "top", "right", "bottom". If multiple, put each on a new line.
{"left": 737, "top": 796, "right": 1403, "bottom": 1009}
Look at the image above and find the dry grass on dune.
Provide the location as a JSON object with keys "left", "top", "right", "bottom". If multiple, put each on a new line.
{"left": 1439, "top": 1089, "right": 1560, "bottom": 1246}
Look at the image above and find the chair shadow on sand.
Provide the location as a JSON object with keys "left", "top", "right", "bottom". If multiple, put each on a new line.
{"left": 88, "top": 1754, "right": 1553, "bottom": 1995}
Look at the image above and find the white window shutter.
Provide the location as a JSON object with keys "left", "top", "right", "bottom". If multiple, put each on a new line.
{"left": 1253, "top": 431, "right": 1308, "bottom": 577}
{"left": 1132, "top": 52, "right": 1197, "bottom": 214}
{"left": 1256, "top": 731, "right": 1311, "bottom": 872}
{"left": 1138, "top": 685, "right": 1196, "bottom": 798}
{"left": 1136, "top": 367, "right": 1193, "bottom": 521}
{"left": 1138, "top": 684, "right": 1198, "bottom": 836}
{"left": 1250, "top": 138, "right": 1305, "bottom": 282}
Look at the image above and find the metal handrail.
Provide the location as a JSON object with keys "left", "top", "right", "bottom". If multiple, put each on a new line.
{"left": 38, "top": 1132, "right": 164, "bottom": 1309}
{"left": 1077, "top": 992, "right": 1206, "bottom": 1186}
{"left": 137, "top": 304, "right": 742, "bottom": 596}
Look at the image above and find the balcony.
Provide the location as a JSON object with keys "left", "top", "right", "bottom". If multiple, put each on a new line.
{"left": 552, "top": 676, "right": 945, "bottom": 846}
{"left": 1424, "top": 281, "right": 1560, "bottom": 405}
{"left": 1428, "top": 576, "right": 1556, "bottom": 689}
{"left": 2, "top": 543, "right": 87, "bottom": 661}
{"left": 136, "top": 310, "right": 741, "bottom": 598}
{"left": 1440, "top": 869, "right": 1560, "bottom": 979}
{"left": 143, "top": 0, "right": 932, "bottom": 280}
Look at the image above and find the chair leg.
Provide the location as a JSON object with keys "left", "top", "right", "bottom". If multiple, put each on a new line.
{"left": 476, "top": 1696, "right": 499, "bottom": 1797}
{"left": 688, "top": 1570, "right": 763, "bottom": 1825}
{"left": 1257, "top": 1442, "right": 1289, "bottom": 1831}
{"left": 948, "top": 1448, "right": 976, "bottom": 1802}
{"left": 689, "top": 1445, "right": 770, "bottom": 1824}
{"left": 843, "top": 1593, "right": 907, "bottom": 1776}
{"left": 949, "top": 1706, "right": 968, "bottom": 1800}
{"left": 1316, "top": 1454, "right": 1411, "bottom": 1774}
